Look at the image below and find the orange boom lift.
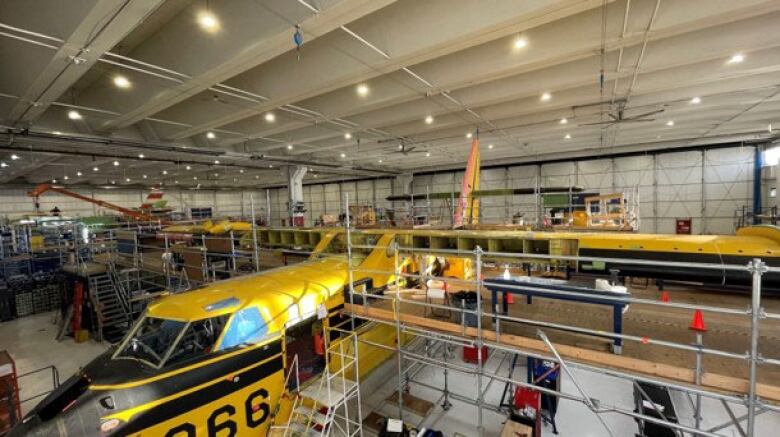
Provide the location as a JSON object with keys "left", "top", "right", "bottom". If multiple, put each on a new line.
{"left": 27, "top": 183, "right": 169, "bottom": 223}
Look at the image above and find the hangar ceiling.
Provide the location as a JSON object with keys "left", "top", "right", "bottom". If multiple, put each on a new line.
{"left": 0, "top": 0, "right": 779, "bottom": 189}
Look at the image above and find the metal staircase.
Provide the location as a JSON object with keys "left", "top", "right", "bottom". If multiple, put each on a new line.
{"left": 270, "top": 329, "right": 363, "bottom": 437}
{"left": 88, "top": 264, "right": 131, "bottom": 343}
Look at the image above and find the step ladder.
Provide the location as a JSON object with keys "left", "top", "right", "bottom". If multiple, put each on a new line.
{"left": 269, "top": 330, "right": 363, "bottom": 437}
{"left": 88, "top": 265, "right": 131, "bottom": 344}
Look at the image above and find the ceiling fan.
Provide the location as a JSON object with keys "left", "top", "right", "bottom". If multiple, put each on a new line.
{"left": 392, "top": 143, "right": 427, "bottom": 155}
{"left": 580, "top": 108, "right": 664, "bottom": 126}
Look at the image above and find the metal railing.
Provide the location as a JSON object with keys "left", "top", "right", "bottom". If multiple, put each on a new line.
{"left": 341, "top": 194, "right": 777, "bottom": 437}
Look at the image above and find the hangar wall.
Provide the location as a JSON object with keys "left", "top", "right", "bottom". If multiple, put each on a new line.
{"left": 0, "top": 145, "right": 755, "bottom": 235}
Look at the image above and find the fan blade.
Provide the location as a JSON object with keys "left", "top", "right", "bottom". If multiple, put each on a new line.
{"left": 625, "top": 108, "right": 664, "bottom": 120}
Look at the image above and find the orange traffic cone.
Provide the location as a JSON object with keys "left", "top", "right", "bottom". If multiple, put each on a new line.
{"left": 660, "top": 291, "right": 670, "bottom": 303}
{"left": 506, "top": 292, "right": 514, "bottom": 304}
{"left": 689, "top": 309, "right": 707, "bottom": 332}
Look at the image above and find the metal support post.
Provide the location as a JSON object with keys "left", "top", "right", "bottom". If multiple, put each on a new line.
{"left": 229, "top": 231, "right": 236, "bottom": 272}
{"left": 474, "top": 246, "right": 485, "bottom": 437}
{"left": 694, "top": 332, "right": 704, "bottom": 431}
{"left": 747, "top": 258, "right": 766, "bottom": 436}
{"left": 164, "top": 233, "right": 171, "bottom": 290}
{"left": 250, "top": 195, "right": 260, "bottom": 272}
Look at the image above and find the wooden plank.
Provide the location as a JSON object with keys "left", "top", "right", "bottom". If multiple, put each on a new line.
{"left": 385, "top": 392, "right": 434, "bottom": 416}
{"left": 345, "top": 304, "right": 780, "bottom": 403}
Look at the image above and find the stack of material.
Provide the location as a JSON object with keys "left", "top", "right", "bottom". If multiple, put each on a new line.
{"left": 0, "top": 281, "right": 13, "bottom": 321}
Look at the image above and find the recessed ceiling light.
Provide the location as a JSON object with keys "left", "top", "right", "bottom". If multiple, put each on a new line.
{"left": 162, "top": 170, "right": 168, "bottom": 175}
{"left": 138, "top": 153, "right": 145, "bottom": 159}
{"left": 63, "top": 176, "right": 69, "bottom": 180}
{"left": 142, "top": 174, "right": 147, "bottom": 179}
{"left": 268, "top": 164, "right": 273, "bottom": 168}
{"left": 256, "top": 175, "right": 260, "bottom": 179}
{"left": 564, "top": 134, "right": 571, "bottom": 139}
{"left": 378, "top": 159, "right": 383, "bottom": 163}
{"left": 425, "top": 152, "right": 431, "bottom": 157}
{"left": 111, "top": 180, "right": 116, "bottom": 185}
{"left": 690, "top": 96, "right": 701, "bottom": 104}
{"left": 0, "top": 162, "right": 7, "bottom": 168}
{"left": 239, "top": 169, "right": 244, "bottom": 173}
{"left": 113, "top": 160, "right": 119, "bottom": 166}
{"left": 113, "top": 75, "right": 131, "bottom": 89}
{"left": 340, "top": 152, "right": 346, "bottom": 158}
{"left": 727, "top": 53, "right": 744, "bottom": 64}
{"left": 93, "top": 166, "right": 99, "bottom": 172}
{"left": 666, "top": 120, "right": 675, "bottom": 126}
{"left": 51, "top": 179, "right": 57, "bottom": 183}
{"left": 193, "top": 176, "right": 198, "bottom": 180}
{"left": 198, "top": 11, "right": 219, "bottom": 32}
{"left": 398, "top": 144, "right": 403, "bottom": 150}
{"left": 314, "top": 174, "right": 318, "bottom": 178}
{"left": 540, "top": 92, "right": 552, "bottom": 102}
{"left": 206, "top": 131, "right": 216, "bottom": 139}
{"left": 185, "top": 165, "right": 192, "bottom": 170}
{"left": 286, "top": 144, "right": 293, "bottom": 150}
{"left": 52, "top": 131, "right": 62, "bottom": 135}
{"left": 425, "top": 115, "right": 434, "bottom": 124}
{"left": 559, "top": 118, "right": 568, "bottom": 124}
{"left": 770, "top": 124, "right": 774, "bottom": 133}
{"left": 125, "top": 177, "right": 131, "bottom": 182}
{"left": 214, "top": 173, "right": 219, "bottom": 177}
{"left": 214, "top": 160, "right": 220, "bottom": 164}
{"left": 466, "top": 132, "right": 473, "bottom": 139}
{"left": 488, "top": 144, "right": 494, "bottom": 149}
{"left": 76, "top": 171, "right": 82, "bottom": 176}
{"left": 175, "top": 180, "right": 179, "bottom": 184}
{"left": 356, "top": 84, "right": 369, "bottom": 97}
{"left": 514, "top": 37, "right": 528, "bottom": 49}
{"left": 67, "top": 110, "right": 82, "bottom": 120}
{"left": 264, "top": 112, "right": 276, "bottom": 122}
{"left": 344, "top": 133, "right": 352, "bottom": 140}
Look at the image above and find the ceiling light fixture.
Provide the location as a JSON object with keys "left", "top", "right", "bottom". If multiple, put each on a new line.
{"left": 559, "top": 118, "right": 568, "bottom": 124}
{"left": 0, "top": 162, "right": 7, "bottom": 168}
{"left": 514, "top": 37, "right": 528, "bottom": 49}
{"left": 540, "top": 92, "right": 552, "bottom": 102}
{"left": 113, "top": 160, "right": 119, "bottom": 166}
{"left": 52, "top": 131, "right": 62, "bottom": 135}
{"left": 67, "top": 110, "right": 82, "bottom": 120}
{"left": 356, "top": 84, "right": 369, "bottom": 97}
{"left": 93, "top": 166, "right": 99, "bottom": 172}
{"left": 198, "top": 11, "right": 219, "bottom": 32}
{"left": 268, "top": 164, "right": 273, "bottom": 168}
{"left": 690, "top": 96, "right": 701, "bottom": 104}
{"left": 185, "top": 165, "right": 192, "bottom": 170}
{"left": 10, "top": 154, "right": 19, "bottom": 160}
{"left": 378, "top": 159, "right": 383, "bottom": 163}
{"left": 142, "top": 174, "right": 147, "bottom": 179}
{"left": 488, "top": 144, "right": 494, "bottom": 149}
{"left": 264, "top": 112, "right": 276, "bottom": 122}
{"left": 52, "top": 179, "right": 57, "bottom": 183}
{"left": 466, "top": 132, "right": 473, "bottom": 139}
{"left": 113, "top": 75, "right": 131, "bottom": 89}
{"left": 63, "top": 176, "right": 69, "bottom": 180}
{"left": 727, "top": 53, "right": 744, "bottom": 64}
{"left": 125, "top": 177, "right": 131, "bottom": 182}
{"left": 425, "top": 152, "right": 431, "bottom": 157}
{"left": 239, "top": 169, "right": 244, "bottom": 173}
{"left": 564, "top": 134, "right": 571, "bottom": 139}
{"left": 138, "top": 153, "right": 145, "bottom": 159}
{"left": 286, "top": 144, "right": 293, "bottom": 150}
{"left": 193, "top": 176, "right": 198, "bottom": 180}
{"left": 340, "top": 152, "right": 346, "bottom": 158}
{"left": 162, "top": 170, "right": 168, "bottom": 175}
{"left": 206, "top": 131, "right": 216, "bottom": 139}
{"left": 214, "top": 160, "right": 220, "bottom": 164}
{"left": 425, "top": 115, "right": 434, "bottom": 124}
{"left": 666, "top": 120, "right": 675, "bottom": 126}
{"left": 76, "top": 171, "right": 82, "bottom": 176}
{"left": 344, "top": 133, "right": 352, "bottom": 140}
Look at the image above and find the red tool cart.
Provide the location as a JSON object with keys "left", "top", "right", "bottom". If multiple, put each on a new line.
{"left": 0, "top": 350, "right": 21, "bottom": 434}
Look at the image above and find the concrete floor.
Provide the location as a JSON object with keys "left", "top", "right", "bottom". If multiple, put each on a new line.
{"left": 357, "top": 339, "right": 780, "bottom": 436}
{"left": 0, "top": 312, "right": 107, "bottom": 415}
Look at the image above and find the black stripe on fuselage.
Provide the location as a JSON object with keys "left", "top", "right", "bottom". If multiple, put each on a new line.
{"left": 116, "top": 354, "right": 283, "bottom": 435}
{"left": 578, "top": 248, "right": 780, "bottom": 289}
{"left": 101, "top": 341, "right": 282, "bottom": 414}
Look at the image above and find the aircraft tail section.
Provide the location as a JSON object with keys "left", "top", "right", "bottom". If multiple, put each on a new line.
{"left": 453, "top": 133, "right": 481, "bottom": 228}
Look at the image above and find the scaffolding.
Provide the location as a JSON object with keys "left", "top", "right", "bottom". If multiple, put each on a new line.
{"left": 341, "top": 195, "right": 779, "bottom": 437}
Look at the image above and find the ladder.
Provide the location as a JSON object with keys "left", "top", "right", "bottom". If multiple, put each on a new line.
{"left": 270, "top": 330, "right": 363, "bottom": 437}
{"left": 88, "top": 266, "right": 131, "bottom": 344}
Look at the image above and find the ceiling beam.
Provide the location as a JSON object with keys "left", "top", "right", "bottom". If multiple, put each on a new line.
{"left": 101, "top": 0, "right": 397, "bottom": 131}
{"left": 0, "top": 155, "right": 62, "bottom": 184}
{"left": 166, "top": 0, "right": 612, "bottom": 140}
{"left": 7, "top": 0, "right": 166, "bottom": 126}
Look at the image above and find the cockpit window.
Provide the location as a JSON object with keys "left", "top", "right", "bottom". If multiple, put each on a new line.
{"left": 218, "top": 307, "right": 268, "bottom": 350}
{"left": 116, "top": 317, "right": 185, "bottom": 367}
{"left": 166, "top": 315, "right": 229, "bottom": 366}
